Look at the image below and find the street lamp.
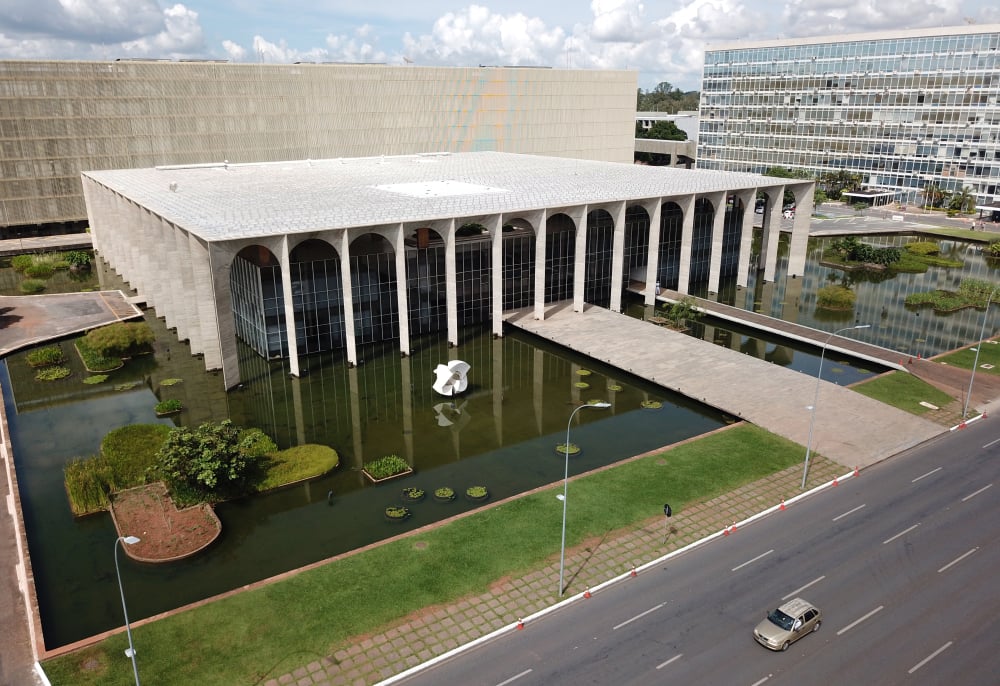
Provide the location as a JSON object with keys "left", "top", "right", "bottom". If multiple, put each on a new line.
{"left": 115, "top": 535, "right": 142, "bottom": 686}
{"left": 558, "top": 401, "right": 611, "bottom": 596}
{"left": 963, "top": 287, "right": 997, "bottom": 418}
{"left": 801, "top": 325, "right": 870, "bottom": 489}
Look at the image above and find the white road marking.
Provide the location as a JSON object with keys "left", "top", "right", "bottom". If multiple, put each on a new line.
{"left": 938, "top": 548, "right": 978, "bottom": 573}
{"left": 883, "top": 523, "right": 920, "bottom": 544}
{"left": 832, "top": 504, "right": 866, "bottom": 521}
{"left": 750, "top": 676, "right": 771, "bottom": 686}
{"left": 908, "top": 642, "right": 953, "bottom": 674}
{"left": 613, "top": 603, "right": 664, "bottom": 631}
{"left": 912, "top": 467, "right": 942, "bottom": 482}
{"left": 961, "top": 483, "right": 992, "bottom": 502}
{"left": 984, "top": 438, "right": 1000, "bottom": 449}
{"left": 496, "top": 669, "right": 532, "bottom": 686}
{"left": 782, "top": 576, "right": 826, "bottom": 600}
{"left": 732, "top": 549, "right": 774, "bottom": 572}
{"left": 655, "top": 654, "right": 683, "bottom": 670}
{"left": 836, "top": 606, "right": 883, "bottom": 635}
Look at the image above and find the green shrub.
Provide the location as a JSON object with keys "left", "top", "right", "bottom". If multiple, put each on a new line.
{"left": 82, "top": 375, "right": 108, "bottom": 385}
{"left": 989, "top": 240, "right": 1000, "bottom": 258}
{"left": 363, "top": 454, "right": 411, "bottom": 480}
{"left": 101, "top": 424, "right": 172, "bottom": 488}
{"left": 83, "top": 322, "right": 155, "bottom": 358}
{"left": 20, "top": 279, "right": 45, "bottom": 294}
{"left": 63, "top": 456, "right": 113, "bottom": 516}
{"left": 466, "top": 485, "right": 488, "bottom": 498}
{"left": 10, "top": 254, "right": 34, "bottom": 272}
{"left": 156, "top": 420, "right": 265, "bottom": 502}
{"left": 75, "top": 337, "right": 122, "bottom": 372}
{"left": 65, "top": 251, "right": 92, "bottom": 269}
{"left": 155, "top": 399, "right": 183, "bottom": 414}
{"left": 238, "top": 428, "right": 278, "bottom": 458}
{"left": 26, "top": 346, "right": 64, "bottom": 368}
{"left": 905, "top": 241, "right": 940, "bottom": 256}
{"left": 816, "top": 284, "right": 856, "bottom": 310}
{"left": 24, "top": 263, "right": 54, "bottom": 279}
{"left": 385, "top": 506, "right": 411, "bottom": 520}
{"left": 35, "top": 366, "right": 70, "bottom": 381}
{"left": 402, "top": 487, "right": 425, "bottom": 501}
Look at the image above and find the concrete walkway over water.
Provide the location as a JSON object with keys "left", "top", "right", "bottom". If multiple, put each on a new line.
{"left": 506, "top": 304, "right": 941, "bottom": 469}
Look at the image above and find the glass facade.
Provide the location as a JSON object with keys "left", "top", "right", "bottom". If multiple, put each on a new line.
{"left": 699, "top": 29, "right": 1000, "bottom": 207}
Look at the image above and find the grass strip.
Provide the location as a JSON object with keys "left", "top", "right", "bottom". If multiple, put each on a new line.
{"left": 933, "top": 340, "right": 1000, "bottom": 375}
{"left": 852, "top": 371, "right": 954, "bottom": 414}
{"left": 43, "top": 424, "right": 807, "bottom": 685}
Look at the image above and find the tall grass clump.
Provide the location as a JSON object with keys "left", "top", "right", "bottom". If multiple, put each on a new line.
{"left": 64, "top": 456, "right": 114, "bottom": 516}
{"left": 101, "top": 424, "right": 172, "bottom": 487}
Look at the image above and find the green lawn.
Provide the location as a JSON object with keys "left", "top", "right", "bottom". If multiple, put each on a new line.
{"left": 934, "top": 339, "right": 1000, "bottom": 375}
{"left": 913, "top": 226, "right": 993, "bottom": 243}
{"left": 852, "top": 371, "right": 954, "bottom": 414}
{"left": 43, "top": 424, "right": 807, "bottom": 686}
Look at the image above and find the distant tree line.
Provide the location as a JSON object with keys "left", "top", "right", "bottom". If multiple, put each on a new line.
{"left": 636, "top": 82, "right": 700, "bottom": 114}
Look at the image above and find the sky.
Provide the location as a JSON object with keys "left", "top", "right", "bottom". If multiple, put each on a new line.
{"left": 1, "top": 0, "right": 999, "bottom": 91}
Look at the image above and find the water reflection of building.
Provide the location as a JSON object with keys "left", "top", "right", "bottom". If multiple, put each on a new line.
{"left": 83, "top": 152, "right": 813, "bottom": 387}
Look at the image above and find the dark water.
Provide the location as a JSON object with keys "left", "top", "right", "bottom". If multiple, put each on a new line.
{"left": 4, "top": 231, "right": 997, "bottom": 648}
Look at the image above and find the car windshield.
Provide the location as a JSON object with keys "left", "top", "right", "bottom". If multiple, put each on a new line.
{"left": 767, "top": 609, "right": 795, "bottom": 631}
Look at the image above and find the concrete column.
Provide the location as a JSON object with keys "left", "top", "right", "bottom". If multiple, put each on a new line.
{"left": 736, "top": 189, "right": 756, "bottom": 289}
{"left": 444, "top": 218, "right": 459, "bottom": 347}
{"left": 339, "top": 231, "right": 358, "bottom": 366}
{"left": 492, "top": 336, "right": 504, "bottom": 446}
{"left": 573, "top": 206, "right": 588, "bottom": 313}
{"left": 762, "top": 185, "right": 784, "bottom": 283}
{"left": 644, "top": 199, "right": 662, "bottom": 306}
{"left": 533, "top": 209, "right": 548, "bottom": 320}
{"left": 134, "top": 205, "right": 154, "bottom": 305}
{"left": 676, "top": 194, "right": 696, "bottom": 294}
{"left": 393, "top": 224, "right": 411, "bottom": 357}
{"left": 489, "top": 214, "right": 504, "bottom": 337}
{"left": 706, "top": 191, "right": 726, "bottom": 294}
{"left": 787, "top": 183, "right": 813, "bottom": 278}
{"left": 609, "top": 201, "right": 627, "bottom": 312}
{"left": 400, "top": 355, "right": 414, "bottom": 464}
{"left": 204, "top": 241, "right": 237, "bottom": 386}
{"left": 278, "top": 235, "right": 301, "bottom": 377}
{"left": 168, "top": 223, "right": 194, "bottom": 344}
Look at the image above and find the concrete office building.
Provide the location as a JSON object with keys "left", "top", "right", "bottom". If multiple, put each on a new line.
{"left": 0, "top": 60, "right": 637, "bottom": 234}
{"left": 82, "top": 152, "right": 813, "bottom": 388}
{"left": 698, "top": 25, "right": 1000, "bottom": 215}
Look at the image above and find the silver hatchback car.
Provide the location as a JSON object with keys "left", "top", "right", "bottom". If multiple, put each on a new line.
{"left": 753, "top": 598, "right": 822, "bottom": 651}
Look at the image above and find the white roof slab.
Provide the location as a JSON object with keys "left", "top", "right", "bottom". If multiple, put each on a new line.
{"left": 82, "top": 152, "right": 789, "bottom": 242}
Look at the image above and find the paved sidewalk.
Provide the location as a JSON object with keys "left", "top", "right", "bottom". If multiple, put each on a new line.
{"left": 265, "top": 455, "right": 846, "bottom": 686}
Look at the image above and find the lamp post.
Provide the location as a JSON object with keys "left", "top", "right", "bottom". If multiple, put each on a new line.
{"left": 963, "top": 287, "right": 997, "bottom": 418}
{"left": 558, "top": 401, "right": 611, "bottom": 597}
{"left": 801, "top": 325, "right": 870, "bottom": 489}
{"left": 115, "top": 535, "right": 142, "bottom": 686}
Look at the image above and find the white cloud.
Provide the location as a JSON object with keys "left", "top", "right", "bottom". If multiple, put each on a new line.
{"left": 222, "top": 40, "right": 246, "bottom": 62}
{"left": 119, "top": 4, "right": 205, "bottom": 57}
{"left": 781, "top": 0, "right": 965, "bottom": 36}
{"left": 0, "top": 0, "right": 164, "bottom": 43}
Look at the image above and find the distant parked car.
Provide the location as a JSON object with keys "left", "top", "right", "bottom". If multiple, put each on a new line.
{"left": 753, "top": 598, "right": 821, "bottom": 651}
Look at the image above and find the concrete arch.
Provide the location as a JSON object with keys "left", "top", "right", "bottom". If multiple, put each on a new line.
{"left": 545, "top": 212, "right": 577, "bottom": 304}
{"left": 689, "top": 197, "right": 716, "bottom": 287}
{"left": 585, "top": 208, "right": 615, "bottom": 307}
{"left": 349, "top": 232, "right": 399, "bottom": 345}
{"left": 230, "top": 244, "right": 286, "bottom": 359}
{"left": 501, "top": 219, "right": 537, "bottom": 310}
{"left": 287, "top": 238, "right": 345, "bottom": 355}
{"left": 404, "top": 226, "right": 448, "bottom": 336}
{"left": 656, "top": 201, "right": 684, "bottom": 290}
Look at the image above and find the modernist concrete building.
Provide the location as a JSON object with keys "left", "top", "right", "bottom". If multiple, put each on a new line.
{"left": 698, "top": 25, "right": 1000, "bottom": 214}
{"left": 82, "top": 152, "right": 813, "bottom": 388}
{"left": 0, "top": 60, "right": 636, "bottom": 235}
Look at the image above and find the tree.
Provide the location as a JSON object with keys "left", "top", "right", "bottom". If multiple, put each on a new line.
{"left": 949, "top": 186, "right": 975, "bottom": 213}
{"left": 813, "top": 188, "right": 828, "bottom": 210}
{"left": 639, "top": 120, "right": 687, "bottom": 141}
{"left": 636, "top": 85, "right": 700, "bottom": 113}
{"left": 922, "top": 183, "right": 946, "bottom": 209}
{"left": 155, "top": 420, "right": 274, "bottom": 501}
{"left": 818, "top": 170, "right": 863, "bottom": 200}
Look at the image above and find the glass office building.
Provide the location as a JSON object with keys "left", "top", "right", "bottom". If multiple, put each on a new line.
{"left": 698, "top": 26, "right": 1000, "bottom": 213}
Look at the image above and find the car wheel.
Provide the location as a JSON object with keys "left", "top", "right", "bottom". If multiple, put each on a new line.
{"left": 812, "top": 620, "right": 821, "bottom": 632}
{"left": 781, "top": 641, "right": 790, "bottom": 651}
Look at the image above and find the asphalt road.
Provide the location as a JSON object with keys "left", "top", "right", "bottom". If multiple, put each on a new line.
{"left": 399, "top": 420, "right": 999, "bottom": 686}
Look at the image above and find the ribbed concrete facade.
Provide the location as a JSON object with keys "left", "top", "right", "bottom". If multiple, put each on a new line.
{"left": 1, "top": 60, "right": 637, "bottom": 230}
{"left": 82, "top": 152, "right": 813, "bottom": 389}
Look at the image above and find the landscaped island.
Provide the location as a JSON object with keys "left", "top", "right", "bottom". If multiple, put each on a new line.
{"left": 64, "top": 420, "right": 339, "bottom": 561}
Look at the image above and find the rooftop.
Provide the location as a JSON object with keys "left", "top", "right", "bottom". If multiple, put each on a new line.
{"left": 83, "top": 152, "right": 786, "bottom": 242}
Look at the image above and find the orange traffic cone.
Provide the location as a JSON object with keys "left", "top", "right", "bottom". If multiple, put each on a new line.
{"left": 630, "top": 565, "right": 637, "bottom": 578}
{"left": 730, "top": 520, "right": 737, "bottom": 533}
{"left": 833, "top": 476, "right": 839, "bottom": 486}
{"left": 516, "top": 618, "right": 524, "bottom": 630}
{"left": 584, "top": 587, "right": 592, "bottom": 599}
{"left": 780, "top": 499, "right": 786, "bottom": 511}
